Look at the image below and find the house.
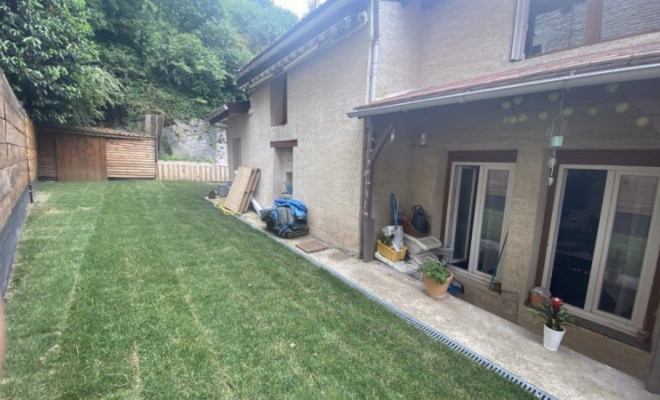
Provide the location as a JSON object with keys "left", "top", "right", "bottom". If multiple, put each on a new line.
{"left": 222, "top": 0, "right": 660, "bottom": 383}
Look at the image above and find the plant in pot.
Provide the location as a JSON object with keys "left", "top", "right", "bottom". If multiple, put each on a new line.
{"left": 533, "top": 297, "right": 577, "bottom": 351}
{"left": 418, "top": 260, "right": 453, "bottom": 299}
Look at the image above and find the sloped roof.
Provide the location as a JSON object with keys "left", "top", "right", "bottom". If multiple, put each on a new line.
{"left": 235, "top": 0, "right": 366, "bottom": 87}
{"left": 351, "top": 42, "right": 660, "bottom": 116}
{"left": 206, "top": 101, "right": 251, "bottom": 124}
{"left": 40, "top": 126, "right": 153, "bottom": 140}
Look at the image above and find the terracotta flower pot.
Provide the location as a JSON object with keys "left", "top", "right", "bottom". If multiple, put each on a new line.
{"left": 423, "top": 271, "right": 453, "bottom": 299}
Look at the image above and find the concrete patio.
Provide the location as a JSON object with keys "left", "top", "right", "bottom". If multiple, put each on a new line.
{"left": 225, "top": 204, "right": 660, "bottom": 400}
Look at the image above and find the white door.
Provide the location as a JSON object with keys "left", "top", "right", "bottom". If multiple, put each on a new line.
{"left": 543, "top": 165, "right": 660, "bottom": 334}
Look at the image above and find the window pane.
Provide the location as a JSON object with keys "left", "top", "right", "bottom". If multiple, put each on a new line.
{"left": 526, "top": 0, "right": 588, "bottom": 57}
{"left": 477, "top": 170, "right": 510, "bottom": 275}
{"left": 451, "top": 166, "right": 479, "bottom": 269}
{"left": 550, "top": 169, "right": 607, "bottom": 308}
{"left": 601, "top": 0, "right": 660, "bottom": 41}
{"left": 598, "top": 175, "right": 658, "bottom": 319}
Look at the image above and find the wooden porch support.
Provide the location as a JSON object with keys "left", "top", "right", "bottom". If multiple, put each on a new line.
{"left": 361, "top": 118, "right": 392, "bottom": 262}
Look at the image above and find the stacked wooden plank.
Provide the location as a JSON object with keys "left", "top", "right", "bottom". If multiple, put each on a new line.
{"left": 225, "top": 167, "right": 261, "bottom": 213}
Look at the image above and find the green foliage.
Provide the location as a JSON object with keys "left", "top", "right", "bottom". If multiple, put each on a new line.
{"left": 1, "top": 0, "right": 297, "bottom": 126}
{"left": 0, "top": 0, "right": 122, "bottom": 125}
{"left": 88, "top": 0, "right": 296, "bottom": 128}
{"left": 160, "top": 155, "right": 214, "bottom": 163}
{"left": 532, "top": 298, "right": 578, "bottom": 331}
{"left": 418, "top": 260, "right": 451, "bottom": 284}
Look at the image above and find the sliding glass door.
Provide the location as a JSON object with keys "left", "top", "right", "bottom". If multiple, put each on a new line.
{"left": 544, "top": 166, "right": 660, "bottom": 333}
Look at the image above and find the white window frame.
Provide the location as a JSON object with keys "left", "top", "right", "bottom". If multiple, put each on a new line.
{"left": 445, "top": 162, "right": 516, "bottom": 282}
{"left": 510, "top": 0, "right": 530, "bottom": 61}
{"left": 542, "top": 164, "right": 660, "bottom": 335}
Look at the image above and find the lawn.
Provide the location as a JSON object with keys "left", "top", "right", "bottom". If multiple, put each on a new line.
{"left": 1, "top": 181, "right": 532, "bottom": 399}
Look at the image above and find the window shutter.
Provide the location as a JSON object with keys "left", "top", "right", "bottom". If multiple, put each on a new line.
{"left": 510, "top": 0, "right": 530, "bottom": 61}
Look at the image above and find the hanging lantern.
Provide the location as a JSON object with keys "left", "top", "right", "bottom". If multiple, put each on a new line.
{"left": 546, "top": 92, "right": 569, "bottom": 148}
{"left": 546, "top": 92, "right": 569, "bottom": 186}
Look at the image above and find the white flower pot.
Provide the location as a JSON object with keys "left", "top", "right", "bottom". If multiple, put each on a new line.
{"left": 543, "top": 324, "right": 566, "bottom": 352}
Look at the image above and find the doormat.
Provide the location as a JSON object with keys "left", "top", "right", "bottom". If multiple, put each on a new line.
{"left": 296, "top": 240, "right": 328, "bottom": 254}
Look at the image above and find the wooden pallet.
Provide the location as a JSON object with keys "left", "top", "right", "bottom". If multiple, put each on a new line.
{"left": 225, "top": 167, "right": 261, "bottom": 213}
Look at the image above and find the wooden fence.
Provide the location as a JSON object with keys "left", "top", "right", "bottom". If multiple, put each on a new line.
{"left": 0, "top": 68, "right": 37, "bottom": 294}
{"left": 157, "top": 161, "right": 229, "bottom": 182}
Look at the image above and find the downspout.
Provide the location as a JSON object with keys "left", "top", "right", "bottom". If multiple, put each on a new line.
{"left": 369, "top": 0, "right": 380, "bottom": 102}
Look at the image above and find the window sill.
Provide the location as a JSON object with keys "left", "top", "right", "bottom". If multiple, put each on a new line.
{"left": 515, "top": 29, "right": 660, "bottom": 62}
{"left": 447, "top": 266, "right": 500, "bottom": 292}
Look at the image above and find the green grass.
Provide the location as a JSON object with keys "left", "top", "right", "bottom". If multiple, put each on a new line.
{"left": 1, "top": 181, "right": 533, "bottom": 399}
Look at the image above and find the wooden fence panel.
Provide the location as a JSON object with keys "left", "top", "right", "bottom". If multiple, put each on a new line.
{"left": 107, "top": 138, "right": 156, "bottom": 179}
{"left": 0, "top": 68, "right": 35, "bottom": 294}
{"left": 157, "top": 161, "right": 229, "bottom": 182}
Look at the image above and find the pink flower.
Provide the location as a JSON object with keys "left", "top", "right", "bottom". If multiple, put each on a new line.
{"left": 551, "top": 297, "right": 563, "bottom": 317}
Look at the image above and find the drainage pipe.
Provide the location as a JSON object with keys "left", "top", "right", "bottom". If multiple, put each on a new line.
{"left": 368, "top": 0, "right": 380, "bottom": 102}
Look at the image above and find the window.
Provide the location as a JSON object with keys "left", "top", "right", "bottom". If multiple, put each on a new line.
{"left": 511, "top": 0, "right": 660, "bottom": 60}
{"left": 445, "top": 163, "right": 515, "bottom": 278}
{"left": 543, "top": 165, "right": 660, "bottom": 334}
{"left": 270, "top": 74, "right": 287, "bottom": 127}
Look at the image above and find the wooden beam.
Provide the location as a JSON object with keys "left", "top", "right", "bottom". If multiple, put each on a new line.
{"left": 362, "top": 117, "right": 376, "bottom": 262}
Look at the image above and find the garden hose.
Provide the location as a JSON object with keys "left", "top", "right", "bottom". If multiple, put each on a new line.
{"left": 214, "top": 198, "right": 263, "bottom": 224}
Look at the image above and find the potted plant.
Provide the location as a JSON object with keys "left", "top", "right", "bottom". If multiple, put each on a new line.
{"left": 533, "top": 297, "right": 577, "bottom": 351}
{"left": 418, "top": 260, "right": 453, "bottom": 299}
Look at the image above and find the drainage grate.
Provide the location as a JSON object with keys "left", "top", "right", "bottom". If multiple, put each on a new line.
{"left": 241, "top": 218, "right": 556, "bottom": 400}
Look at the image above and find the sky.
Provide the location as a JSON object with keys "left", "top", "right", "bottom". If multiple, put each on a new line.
{"left": 273, "top": 0, "right": 311, "bottom": 18}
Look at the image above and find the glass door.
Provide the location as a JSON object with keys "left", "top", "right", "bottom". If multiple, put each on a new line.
{"left": 446, "top": 163, "right": 514, "bottom": 278}
{"left": 594, "top": 173, "right": 659, "bottom": 325}
{"left": 450, "top": 166, "right": 479, "bottom": 268}
{"left": 545, "top": 166, "right": 660, "bottom": 333}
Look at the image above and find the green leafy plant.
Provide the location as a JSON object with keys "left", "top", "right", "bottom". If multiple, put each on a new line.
{"left": 418, "top": 260, "right": 451, "bottom": 284}
{"left": 533, "top": 297, "right": 577, "bottom": 331}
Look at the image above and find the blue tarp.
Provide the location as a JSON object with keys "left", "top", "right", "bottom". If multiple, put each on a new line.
{"left": 261, "top": 198, "right": 309, "bottom": 236}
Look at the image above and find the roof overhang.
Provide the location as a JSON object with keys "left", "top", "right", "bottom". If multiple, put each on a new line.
{"left": 348, "top": 43, "right": 660, "bottom": 119}
{"left": 236, "top": 0, "right": 367, "bottom": 89}
{"left": 206, "top": 101, "right": 251, "bottom": 124}
{"left": 39, "top": 126, "right": 153, "bottom": 140}
{"left": 348, "top": 63, "right": 660, "bottom": 119}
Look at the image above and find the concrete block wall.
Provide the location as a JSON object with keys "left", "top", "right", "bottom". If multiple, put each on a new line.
{"left": 0, "top": 69, "right": 35, "bottom": 295}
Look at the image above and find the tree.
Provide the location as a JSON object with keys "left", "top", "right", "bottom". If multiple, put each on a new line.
{"left": 1, "top": 0, "right": 297, "bottom": 127}
{"left": 0, "top": 0, "right": 122, "bottom": 125}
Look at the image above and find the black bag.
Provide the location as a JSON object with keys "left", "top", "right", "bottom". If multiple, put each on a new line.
{"left": 410, "top": 205, "right": 429, "bottom": 234}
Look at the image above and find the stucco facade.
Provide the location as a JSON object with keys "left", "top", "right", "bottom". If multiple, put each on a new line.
{"left": 369, "top": 80, "right": 660, "bottom": 378}
{"left": 226, "top": 19, "right": 371, "bottom": 253}
{"left": 226, "top": 0, "right": 660, "bottom": 380}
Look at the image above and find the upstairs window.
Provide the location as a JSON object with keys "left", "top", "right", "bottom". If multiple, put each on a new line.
{"left": 511, "top": 0, "right": 660, "bottom": 60}
{"left": 270, "top": 74, "right": 287, "bottom": 127}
